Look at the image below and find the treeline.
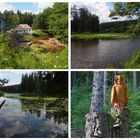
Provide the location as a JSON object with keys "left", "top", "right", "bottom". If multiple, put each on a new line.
{"left": 1, "top": 71, "right": 68, "bottom": 97}
{"left": 0, "top": 10, "right": 35, "bottom": 29}
{"left": 1, "top": 85, "right": 20, "bottom": 93}
{"left": 0, "top": 3, "right": 68, "bottom": 43}
{"left": 100, "top": 20, "right": 137, "bottom": 33}
{"left": 71, "top": 5, "right": 136, "bottom": 34}
{"left": 71, "top": 6, "right": 99, "bottom": 33}
{"left": 72, "top": 71, "right": 140, "bottom": 89}
{"left": 32, "top": 3, "right": 68, "bottom": 43}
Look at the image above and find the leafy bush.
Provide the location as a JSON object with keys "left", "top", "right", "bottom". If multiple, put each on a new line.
{"left": 124, "top": 50, "right": 140, "bottom": 68}
{"left": 0, "top": 34, "right": 68, "bottom": 69}
{"left": 0, "top": 91, "right": 4, "bottom": 97}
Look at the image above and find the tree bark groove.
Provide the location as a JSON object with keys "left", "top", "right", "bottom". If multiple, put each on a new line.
{"left": 85, "top": 108, "right": 130, "bottom": 138}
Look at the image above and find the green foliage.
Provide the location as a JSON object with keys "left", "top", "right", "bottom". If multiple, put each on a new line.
{"left": 128, "top": 92, "right": 140, "bottom": 137}
{"left": 15, "top": 51, "right": 39, "bottom": 69}
{"left": 72, "top": 33, "right": 130, "bottom": 40}
{"left": 32, "top": 3, "right": 68, "bottom": 43}
{"left": 2, "top": 72, "right": 68, "bottom": 98}
{"left": 71, "top": 71, "right": 140, "bottom": 137}
{"left": 110, "top": 3, "right": 140, "bottom": 17}
{"left": 47, "top": 3, "right": 68, "bottom": 43}
{"left": 33, "top": 30, "right": 48, "bottom": 39}
{"left": 124, "top": 50, "right": 140, "bottom": 68}
{"left": 0, "top": 34, "right": 68, "bottom": 69}
{"left": 0, "top": 91, "right": 4, "bottom": 97}
{"left": 100, "top": 20, "right": 137, "bottom": 33}
{"left": 1, "top": 10, "right": 35, "bottom": 29}
{"left": 110, "top": 2, "right": 140, "bottom": 36}
{"left": 71, "top": 6, "right": 99, "bottom": 33}
{"left": 25, "top": 35, "right": 36, "bottom": 42}
{"left": 32, "top": 9, "right": 49, "bottom": 30}
{"left": 71, "top": 85, "right": 92, "bottom": 137}
{"left": 31, "top": 45, "right": 46, "bottom": 53}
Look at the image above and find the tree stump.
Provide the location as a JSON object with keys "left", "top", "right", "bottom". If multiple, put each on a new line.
{"left": 85, "top": 112, "right": 113, "bottom": 138}
{"left": 111, "top": 107, "right": 130, "bottom": 138}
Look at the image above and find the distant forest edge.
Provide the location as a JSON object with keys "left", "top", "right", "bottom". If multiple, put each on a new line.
{"left": 71, "top": 3, "right": 139, "bottom": 36}
{"left": 0, "top": 3, "right": 68, "bottom": 43}
{"left": 0, "top": 72, "right": 68, "bottom": 98}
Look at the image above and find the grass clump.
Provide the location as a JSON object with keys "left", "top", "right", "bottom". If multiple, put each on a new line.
{"left": 0, "top": 34, "right": 68, "bottom": 69}
{"left": 72, "top": 33, "right": 130, "bottom": 40}
{"left": 124, "top": 50, "right": 140, "bottom": 68}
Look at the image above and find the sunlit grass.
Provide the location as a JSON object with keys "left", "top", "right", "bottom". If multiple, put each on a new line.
{"left": 72, "top": 33, "right": 130, "bottom": 40}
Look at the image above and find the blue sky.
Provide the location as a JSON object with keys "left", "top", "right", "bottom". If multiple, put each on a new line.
{"left": 72, "top": 2, "right": 132, "bottom": 23}
{"left": 0, "top": 71, "right": 33, "bottom": 85}
{"left": 0, "top": 2, "right": 54, "bottom": 14}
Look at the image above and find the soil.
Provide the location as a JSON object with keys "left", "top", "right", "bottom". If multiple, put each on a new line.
{"left": 30, "top": 38, "right": 65, "bottom": 53}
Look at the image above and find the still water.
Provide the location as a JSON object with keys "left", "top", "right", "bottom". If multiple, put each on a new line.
{"left": 0, "top": 93, "right": 68, "bottom": 138}
{"left": 71, "top": 39, "right": 140, "bottom": 68}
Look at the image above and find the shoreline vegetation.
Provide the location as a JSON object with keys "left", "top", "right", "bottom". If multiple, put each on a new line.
{"left": 0, "top": 3, "right": 68, "bottom": 69}
{"left": 71, "top": 33, "right": 131, "bottom": 40}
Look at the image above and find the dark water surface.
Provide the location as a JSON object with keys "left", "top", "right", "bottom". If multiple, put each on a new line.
{"left": 71, "top": 39, "right": 140, "bottom": 68}
{"left": 0, "top": 93, "right": 68, "bottom": 138}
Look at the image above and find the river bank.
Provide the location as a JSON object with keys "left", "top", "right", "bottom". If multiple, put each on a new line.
{"left": 71, "top": 33, "right": 131, "bottom": 40}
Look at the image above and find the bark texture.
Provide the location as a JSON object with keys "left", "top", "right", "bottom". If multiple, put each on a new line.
{"left": 90, "top": 72, "right": 104, "bottom": 113}
{"left": 111, "top": 107, "right": 130, "bottom": 138}
{"left": 85, "top": 112, "right": 113, "bottom": 138}
{"left": 85, "top": 108, "right": 130, "bottom": 138}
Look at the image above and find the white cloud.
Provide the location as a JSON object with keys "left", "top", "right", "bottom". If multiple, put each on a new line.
{"left": 90, "top": 3, "right": 112, "bottom": 23}
{"left": 0, "top": 71, "right": 33, "bottom": 86}
{"left": 0, "top": 3, "right": 16, "bottom": 13}
{"left": 35, "top": 2, "right": 54, "bottom": 14}
{"left": 72, "top": 2, "right": 112, "bottom": 23}
{"left": 20, "top": 10, "right": 33, "bottom": 13}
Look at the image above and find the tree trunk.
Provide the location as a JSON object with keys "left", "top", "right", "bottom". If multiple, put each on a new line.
{"left": 111, "top": 108, "right": 130, "bottom": 138}
{"left": 90, "top": 71, "right": 104, "bottom": 113}
{"left": 133, "top": 71, "right": 137, "bottom": 92}
{"left": 85, "top": 72, "right": 113, "bottom": 138}
{"left": 85, "top": 112, "right": 113, "bottom": 138}
{"left": 104, "top": 72, "right": 108, "bottom": 106}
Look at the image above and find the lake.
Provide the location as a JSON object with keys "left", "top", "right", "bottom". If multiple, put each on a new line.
{"left": 0, "top": 93, "right": 68, "bottom": 138}
{"left": 71, "top": 38, "right": 140, "bottom": 68}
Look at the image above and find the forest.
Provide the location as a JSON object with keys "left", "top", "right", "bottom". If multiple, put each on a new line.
{"left": 71, "top": 2, "right": 140, "bottom": 69}
{"left": 0, "top": 3, "right": 68, "bottom": 69}
{"left": 71, "top": 71, "right": 140, "bottom": 137}
{"left": 0, "top": 71, "right": 68, "bottom": 98}
{"left": 71, "top": 4, "right": 139, "bottom": 35}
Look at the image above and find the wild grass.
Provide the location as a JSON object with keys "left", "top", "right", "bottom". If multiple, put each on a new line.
{"left": 0, "top": 34, "right": 68, "bottom": 69}
{"left": 72, "top": 33, "right": 130, "bottom": 40}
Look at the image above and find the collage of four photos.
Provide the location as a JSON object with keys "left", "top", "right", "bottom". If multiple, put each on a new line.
{"left": 0, "top": 1, "right": 140, "bottom": 138}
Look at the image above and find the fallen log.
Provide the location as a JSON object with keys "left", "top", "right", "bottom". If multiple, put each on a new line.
{"left": 0, "top": 99, "right": 6, "bottom": 109}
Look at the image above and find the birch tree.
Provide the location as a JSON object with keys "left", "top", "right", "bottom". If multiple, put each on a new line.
{"left": 104, "top": 71, "right": 108, "bottom": 106}
{"left": 90, "top": 71, "right": 104, "bottom": 113}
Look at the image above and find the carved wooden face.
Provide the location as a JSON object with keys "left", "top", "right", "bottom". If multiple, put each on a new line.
{"left": 114, "top": 75, "right": 125, "bottom": 85}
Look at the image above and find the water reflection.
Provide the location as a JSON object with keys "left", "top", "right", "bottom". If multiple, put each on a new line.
{"left": 71, "top": 38, "right": 140, "bottom": 68}
{"left": 0, "top": 94, "right": 68, "bottom": 138}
